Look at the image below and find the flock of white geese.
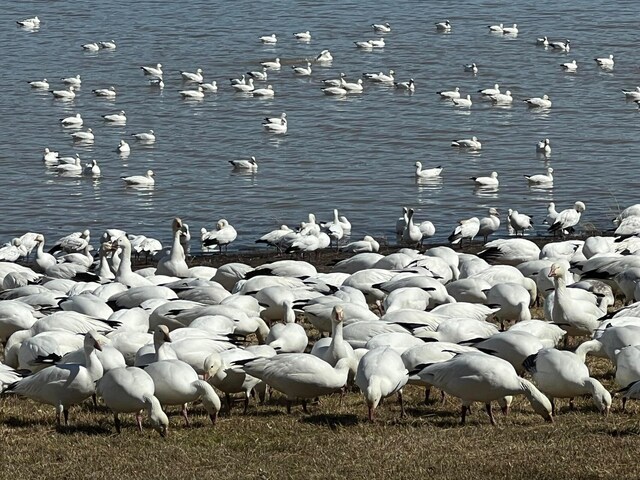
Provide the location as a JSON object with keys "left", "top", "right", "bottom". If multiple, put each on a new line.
{"left": 2, "top": 199, "right": 640, "bottom": 434}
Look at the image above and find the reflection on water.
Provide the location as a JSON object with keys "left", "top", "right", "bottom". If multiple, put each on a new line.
{"left": 416, "top": 176, "right": 444, "bottom": 191}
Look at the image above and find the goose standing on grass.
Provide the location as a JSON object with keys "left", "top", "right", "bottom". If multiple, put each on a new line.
{"left": 356, "top": 347, "right": 409, "bottom": 421}
{"left": 561, "top": 60, "right": 578, "bottom": 72}
{"left": 451, "top": 136, "right": 482, "bottom": 150}
{"left": 435, "top": 20, "right": 452, "bottom": 31}
{"left": 122, "top": 170, "right": 154, "bottom": 186}
{"left": 28, "top": 78, "right": 49, "bottom": 89}
{"left": 141, "top": 63, "right": 163, "bottom": 78}
{"left": 448, "top": 217, "right": 480, "bottom": 246}
{"left": 595, "top": 54, "right": 614, "bottom": 69}
{"left": 452, "top": 94, "right": 472, "bottom": 108}
{"left": 523, "top": 348, "right": 611, "bottom": 415}
{"left": 229, "top": 156, "right": 258, "bottom": 171}
{"left": 131, "top": 130, "right": 156, "bottom": 142}
{"left": 180, "top": 68, "right": 203, "bottom": 82}
{"left": 2, "top": 332, "right": 103, "bottom": 426}
{"left": 97, "top": 366, "right": 169, "bottom": 436}
{"left": 413, "top": 352, "right": 553, "bottom": 425}
{"left": 414, "top": 162, "right": 442, "bottom": 178}
{"left": 478, "top": 208, "right": 501, "bottom": 242}
{"left": 437, "top": 87, "right": 460, "bottom": 99}
{"left": 525, "top": 167, "right": 554, "bottom": 184}
{"left": 548, "top": 201, "right": 586, "bottom": 235}
{"left": 266, "top": 300, "right": 308, "bottom": 353}
{"left": 471, "top": 171, "right": 499, "bottom": 187}
{"left": 524, "top": 95, "right": 552, "bottom": 108}
{"left": 292, "top": 61, "right": 312, "bottom": 76}
{"left": 537, "top": 138, "right": 551, "bottom": 154}
{"left": 51, "top": 86, "right": 75, "bottom": 99}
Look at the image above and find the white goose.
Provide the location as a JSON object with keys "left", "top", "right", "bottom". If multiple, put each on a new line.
{"left": 471, "top": 171, "right": 498, "bottom": 187}
{"left": 141, "top": 63, "right": 163, "bottom": 78}
{"left": 402, "top": 208, "right": 422, "bottom": 246}
{"left": 508, "top": 210, "right": 533, "bottom": 235}
{"left": 550, "top": 39, "right": 570, "bottom": 51}
{"left": 60, "top": 113, "right": 83, "bottom": 127}
{"left": 479, "top": 84, "right": 500, "bottom": 96}
{"left": 82, "top": 42, "right": 99, "bottom": 51}
{"left": 548, "top": 201, "right": 586, "bottom": 235}
{"left": 478, "top": 208, "right": 500, "bottom": 242}
{"left": 259, "top": 33, "right": 277, "bottom": 44}
{"left": 2, "top": 332, "right": 103, "bottom": 426}
{"left": 252, "top": 85, "right": 275, "bottom": 97}
{"left": 414, "top": 352, "right": 553, "bottom": 425}
{"left": 524, "top": 94, "right": 552, "bottom": 108}
{"left": 315, "top": 50, "right": 333, "bottom": 63}
{"left": 266, "top": 300, "right": 308, "bottom": 353}
{"left": 292, "top": 61, "right": 312, "bottom": 75}
{"left": 355, "top": 347, "right": 409, "bottom": 421}
{"left": 452, "top": 94, "right": 472, "bottom": 108}
{"left": 51, "top": 86, "right": 75, "bottom": 99}
{"left": 525, "top": 167, "right": 554, "bottom": 184}
{"left": 62, "top": 74, "right": 82, "bottom": 86}
{"left": 156, "top": 218, "right": 189, "bottom": 277}
{"left": 594, "top": 54, "right": 614, "bottom": 69}
{"left": 537, "top": 138, "right": 551, "bottom": 154}
{"left": 232, "top": 78, "right": 254, "bottom": 92}
{"left": 523, "top": 348, "right": 611, "bottom": 415}
{"left": 131, "top": 130, "right": 156, "bottom": 142}
{"left": 414, "top": 162, "right": 442, "bottom": 178}
{"left": 180, "top": 68, "right": 203, "bottom": 82}
{"left": 561, "top": 60, "right": 578, "bottom": 72}
{"left": 451, "top": 136, "right": 481, "bottom": 150}
{"left": 261, "top": 58, "right": 281, "bottom": 70}
{"left": 111, "top": 236, "right": 154, "bottom": 287}
{"left": 93, "top": 86, "right": 117, "bottom": 98}
{"left": 179, "top": 86, "right": 205, "bottom": 99}
{"left": 437, "top": 87, "right": 460, "bottom": 99}
{"left": 229, "top": 156, "right": 258, "bottom": 171}
{"left": 201, "top": 219, "right": 237, "bottom": 253}
{"left": 102, "top": 110, "right": 126, "bottom": 123}
{"left": 448, "top": 217, "right": 480, "bottom": 246}
{"left": 70, "top": 128, "right": 94, "bottom": 142}
{"left": 262, "top": 118, "right": 287, "bottom": 134}
{"left": 97, "top": 366, "right": 169, "bottom": 436}
{"left": 122, "top": 170, "right": 155, "bottom": 186}
{"left": 117, "top": 140, "right": 131, "bottom": 154}
{"left": 293, "top": 31, "right": 311, "bottom": 41}
{"left": 363, "top": 70, "right": 394, "bottom": 82}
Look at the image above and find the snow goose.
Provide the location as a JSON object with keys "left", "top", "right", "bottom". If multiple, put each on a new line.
{"left": 506, "top": 209, "right": 533, "bottom": 236}
{"left": 201, "top": 219, "right": 237, "bottom": 253}
{"left": 478, "top": 208, "right": 500, "bottom": 242}
{"left": 474, "top": 331, "right": 544, "bottom": 374}
{"left": 229, "top": 156, "right": 258, "bottom": 171}
{"left": 82, "top": 42, "right": 99, "bottom": 51}
{"left": 479, "top": 84, "right": 500, "bottom": 96}
{"left": 232, "top": 78, "right": 255, "bottom": 92}
{"left": 99, "top": 40, "right": 116, "bottom": 49}
{"left": 356, "top": 347, "right": 408, "bottom": 421}
{"left": 200, "top": 81, "right": 217, "bottom": 92}
{"left": 51, "top": 86, "right": 75, "bottom": 99}
{"left": 144, "top": 351, "right": 221, "bottom": 426}
{"left": 259, "top": 33, "right": 277, "bottom": 44}
{"left": 70, "top": 128, "right": 94, "bottom": 141}
{"left": 463, "top": 63, "right": 478, "bottom": 73}
{"left": 471, "top": 171, "right": 498, "bottom": 187}
{"left": 414, "top": 351, "right": 553, "bottom": 424}
{"left": 502, "top": 24, "right": 518, "bottom": 35}
{"left": 524, "top": 94, "right": 552, "bottom": 108}
{"left": 156, "top": 218, "right": 189, "bottom": 277}
{"left": 62, "top": 74, "right": 81, "bottom": 86}
{"left": 252, "top": 84, "right": 275, "bottom": 97}
{"left": 549, "top": 39, "right": 570, "bottom": 51}
{"left": 265, "top": 300, "right": 308, "bottom": 353}
{"left": 102, "top": 110, "right": 126, "bottom": 123}
{"left": 235, "top": 353, "right": 350, "bottom": 412}
{"left": 2, "top": 332, "right": 103, "bottom": 426}
{"left": 487, "top": 282, "right": 532, "bottom": 325}
{"left": 561, "top": 59, "right": 578, "bottom": 72}
{"left": 488, "top": 23, "right": 504, "bottom": 33}
{"left": 614, "top": 346, "right": 640, "bottom": 406}
{"left": 621, "top": 87, "right": 640, "bottom": 100}
{"left": 480, "top": 238, "right": 540, "bottom": 266}
{"left": 230, "top": 74, "right": 245, "bottom": 86}
{"left": 490, "top": 90, "right": 513, "bottom": 105}
{"left": 261, "top": 57, "right": 281, "bottom": 70}
{"left": 343, "top": 78, "right": 364, "bottom": 92}
{"left": 402, "top": 208, "right": 422, "bottom": 246}
{"left": 42, "top": 148, "right": 59, "bottom": 163}
{"left": 448, "top": 217, "right": 480, "bottom": 246}
{"left": 83, "top": 159, "right": 101, "bottom": 176}
{"left": 60, "top": 113, "right": 84, "bottom": 128}
{"left": 122, "top": 169, "right": 154, "bottom": 186}
{"left": 594, "top": 54, "right": 614, "bottom": 69}
{"left": 548, "top": 201, "right": 585, "bottom": 235}
{"left": 141, "top": 63, "right": 163, "bottom": 78}
{"left": 369, "top": 38, "right": 385, "bottom": 47}
{"left": 179, "top": 86, "right": 205, "bottom": 99}
{"left": 537, "top": 138, "right": 551, "bottom": 154}
{"left": 247, "top": 67, "right": 268, "bottom": 81}
{"left": 548, "top": 262, "right": 604, "bottom": 337}
{"left": 110, "top": 236, "right": 153, "bottom": 287}
{"left": 437, "top": 86, "right": 460, "bottom": 99}
{"left": 180, "top": 68, "right": 203, "bottom": 82}
{"left": 394, "top": 79, "right": 415, "bottom": 91}
{"left": 117, "top": 139, "right": 130, "bottom": 153}
{"left": 131, "top": 130, "right": 156, "bottom": 142}
{"left": 93, "top": 86, "right": 117, "bottom": 98}
{"left": 451, "top": 136, "right": 482, "bottom": 150}
{"left": 322, "top": 85, "right": 347, "bottom": 96}
{"left": 27, "top": 78, "right": 48, "bottom": 90}
{"left": 363, "top": 70, "right": 394, "bottom": 82}
{"left": 536, "top": 36, "right": 549, "bottom": 46}
{"left": 263, "top": 117, "right": 287, "bottom": 134}
{"left": 525, "top": 167, "right": 553, "bottom": 184}
{"left": 340, "top": 236, "right": 380, "bottom": 254}
{"left": 17, "top": 16, "right": 41, "bottom": 28}
{"left": 315, "top": 50, "right": 333, "bottom": 63}
{"left": 524, "top": 348, "right": 611, "bottom": 415}
{"left": 414, "top": 162, "right": 442, "bottom": 178}
{"left": 310, "top": 305, "right": 357, "bottom": 372}
{"left": 452, "top": 94, "right": 472, "bottom": 107}
{"left": 435, "top": 20, "right": 451, "bottom": 31}
{"left": 508, "top": 320, "right": 566, "bottom": 348}
{"left": 293, "top": 31, "right": 311, "bottom": 41}
{"left": 372, "top": 22, "right": 391, "bottom": 33}
{"left": 292, "top": 61, "right": 312, "bottom": 75}
{"left": 97, "top": 366, "right": 168, "bottom": 435}
{"left": 354, "top": 40, "right": 374, "bottom": 49}
{"left": 0, "top": 300, "right": 39, "bottom": 342}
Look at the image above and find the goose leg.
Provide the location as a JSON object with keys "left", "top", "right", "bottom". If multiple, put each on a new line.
{"left": 551, "top": 398, "right": 556, "bottom": 416}
{"left": 92, "top": 394, "right": 98, "bottom": 408}
{"left": 135, "top": 411, "right": 143, "bottom": 432}
{"left": 302, "top": 400, "right": 310, "bottom": 414}
{"left": 181, "top": 403, "right": 190, "bottom": 427}
{"left": 440, "top": 390, "right": 447, "bottom": 405}
{"left": 63, "top": 408, "right": 69, "bottom": 426}
{"left": 622, "top": 397, "right": 627, "bottom": 412}
{"left": 460, "top": 405, "right": 468, "bottom": 425}
{"left": 243, "top": 394, "right": 250, "bottom": 414}
{"left": 114, "top": 413, "right": 122, "bottom": 434}
{"left": 286, "top": 400, "right": 292, "bottom": 414}
{"left": 56, "top": 404, "right": 64, "bottom": 427}
{"left": 225, "top": 393, "right": 233, "bottom": 416}
{"left": 368, "top": 404, "right": 375, "bottom": 422}
{"left": 398, "top": 389, "right": 406, "bottom": 418}
{"left": 424, "top": 386, "right": 431, "bottom": 405}
{"left": 569, "top": 398, "right": 575, "bottom": 411}
{"left": 486, "top": 403, "right": 496, "bottom": 425}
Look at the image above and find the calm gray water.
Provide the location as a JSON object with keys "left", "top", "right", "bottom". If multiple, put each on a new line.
{"left": 2, "top": 0, "right": 638, "bottom": 252}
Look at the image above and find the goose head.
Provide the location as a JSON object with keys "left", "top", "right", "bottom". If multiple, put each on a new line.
{"left": 84, "top": 331, "right": 103, "bottom": 352}
{"left": 574, "top": 201, "right": 586, "bottom": 213}
{"left": 331, "top": 305, "right": 344, "bottom": 324}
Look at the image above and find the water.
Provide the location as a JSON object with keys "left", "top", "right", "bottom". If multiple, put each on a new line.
{"left": 2, "top": 0, "right": 638, "bottom": 252}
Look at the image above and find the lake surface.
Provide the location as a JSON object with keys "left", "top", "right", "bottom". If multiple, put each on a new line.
{"left": 2, "top": 0, "right": 638, "bottom": 252}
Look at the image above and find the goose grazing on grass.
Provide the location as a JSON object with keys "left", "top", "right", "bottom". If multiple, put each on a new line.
{"left": 60, "top": 113, "right": 83, "bottom": 127}
{"left": 229, "top": 156, "right": 258, "bottom": 171}
{"left": 451, "top": 136, "right": 481, "bottom": 150}
{"left": 452, "top": 95, "right": 472, "bottom": 107}
{"left": 28, "top": 78, "right": 49, "bottom": 89}
{"left": 524, "top": 94, "right": 552, "bottom": 108}
{"left": 537, "top": 138, "right": 551, "bottom": 154}
{"left": 435, "top": 20, "right": 451, "bottom": 31}
{"left": 2, "top": 332, "right": 103, "bottom": 426}
{"left": 97, "top": 366, "right": 169, "bottom": 436}
{"left": 413, "top": 352, "right": 553, "bottom": 425}
{"left": 548, "top": 201, "right": 585, "bottom": 235}
{"left": 524, "top": 349, "right": 611, "bottom": 415}
{"left": 292, "top": 61, "right": 312, "bottom": 75}
{"left": 448, "top": 217, "right": 480, "bottom": 246}
{"left": 51, "top": 86, "right": 75, "bottom": 99}
{"left": 525, "top": 167, "right": 554, "bottom": 184}
{"left": 372, "top": 22, "right": 391, "bottom": 33}
{"left": 561, "top": 60, "right": 578, "bottom": 72}
{"left": 471, "top": 171, "right": 498, "bottom": 187}
{"left": 141, "top": 63, "right": 163, "bottom": 78}
{"left": 414, "top": 162, "right": 442, "bottom": 178}
{"left": 356, "top": 347, "right": 409, "bottom": 421}
{"left": 261, "top": 57, "right": 281, "bottom": 70}
{"left": 594, "top": 54, "right": 614, "bottom": 69}
{"left": 549, "top": 39, "right": 570, "bottom": 51}
{"left": 122, "top": 169, "right": 155, "bottom": 186}
{"left": 180, "top": 68, "right": 203, "bottom": 82}
{"left": 478, "top": 208, "right": 500, "bottom": 242}
{"left": 235, "top": 353, "right": 350, "bottom": 413}
{"left": 437, "top": 86, "right": 460, "bottom": 99}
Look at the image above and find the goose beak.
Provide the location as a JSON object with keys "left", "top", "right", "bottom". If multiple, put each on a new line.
{"left": 94, "top": 340, "right": 103, "bottom": 351}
